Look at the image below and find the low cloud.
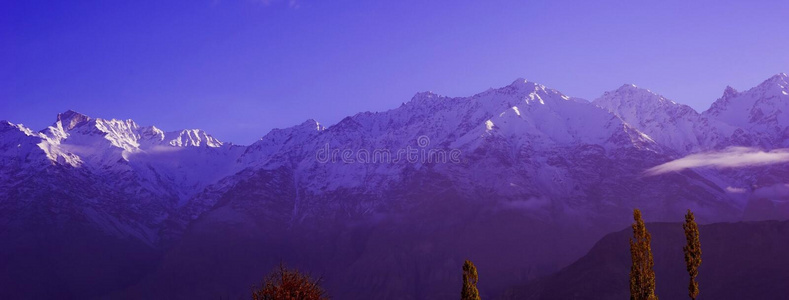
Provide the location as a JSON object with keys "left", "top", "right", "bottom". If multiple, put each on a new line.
{"left": 644, "top": 147, "right": 789, "bottom": 176}
{"left": 146, "top": 145, "right": 186, "bottom": 154}
{"left": 725, "top": 186, "right": 748, "bottom": 193}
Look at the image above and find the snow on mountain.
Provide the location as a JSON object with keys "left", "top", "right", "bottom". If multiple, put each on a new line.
{"left": 0, "top": 110, "right": 246, "bottom": 248}
{"left": 130, "top": 78, "right": 749, "bottom": 299}
{"left": 594, "top": 74, "right": 789, "bottom": 153}
{"left": 593, "top": 84, "right": 704, "bottom": 153}
{"left": 704, "top": 72, "right": 789, "bottom": 147}
{"left": 462, "top": 79, "right": 656, "bottom": 149}
{"left": 592, "top": 74, "right": 789, "bottom": 224}
{"left": 32, "top": 110, "right": 239, "bottom": 191}
{"left": 236, "top": 119, "right": 325, "bottom": 167}
{"left": 0, "top": 121, "right": 77, "bottom": 168}
{"left": 2, "top": 74, "right": 787, "bottom": 299}
{"left": 196, "top": 78, "right": 665, "bottom": 205}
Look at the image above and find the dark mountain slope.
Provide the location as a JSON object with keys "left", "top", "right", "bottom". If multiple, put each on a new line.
{"left": 506, "top": 220, "right": 789, "bottom": 300}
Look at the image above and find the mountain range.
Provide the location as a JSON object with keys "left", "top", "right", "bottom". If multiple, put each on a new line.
{"left": 1, "top": 73, "right": 787, "bottom": 299}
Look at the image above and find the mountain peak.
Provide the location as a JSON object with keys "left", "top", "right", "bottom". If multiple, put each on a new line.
{"left": 756, "top": 72, "right": 788, "bottom": 89}
{"left": 507, "top": 78, "right": 544, "bottom": 90}
{"left": 612, "top": 83, "right": 657, "bottom": 95}
{"left": 57, "top": 110, "right": 91, "bottom": 130}
{"left": 510, "top": 77, "right": 528, "bottom": 85}
{"left": 165, "top": 129, "right": 224, "bottom": 148}
{"left": 592, "top": 83, "right": 701, "bottom": 153}
{"left": 299, "top": 119, "right": 324, "bottom": 131}
{"left": 723, "top": 85, "right": 738, "bottom": 96}
{"left": 768, "top": 72, "right": 787, "bottom": 81}
{"left": 714, "top": 73, "right": 789, "bottom": 104}
{"left": 704, "top": 73, "right": 789, "bottom": 134}
{"left": 617, "top": 83, "right": 639, "bottom": 90}
{"left": 597, "top": 84, "right": 668, "bottom": 105}
{"left": 0, "top": 120, "right": 32, "bottom": 135}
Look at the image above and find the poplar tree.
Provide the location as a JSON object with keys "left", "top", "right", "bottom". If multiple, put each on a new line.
{"left": 461, "top": 260, "right": 481, "bottom": 300}
{"left": 683, "top": 209, "right": 702, "bottom": 300}
{"left": 629, "top": 209, "right": 658, "bottom": 300}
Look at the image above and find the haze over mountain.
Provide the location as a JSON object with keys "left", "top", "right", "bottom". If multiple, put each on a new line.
{"left": 1, "top": 73, "right": 787, "bottom": 299}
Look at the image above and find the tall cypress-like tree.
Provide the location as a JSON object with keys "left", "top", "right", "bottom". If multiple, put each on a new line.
{"left": 629, "top": 209, "right": 658, "bottom": 300}
{"left": 461, "top": 260, "right": 481, "bottom": 300}
{"left": 683, "top": 209, "right": 702, "bottom": 300}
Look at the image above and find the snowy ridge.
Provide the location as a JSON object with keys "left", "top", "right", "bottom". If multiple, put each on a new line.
{"left": 704, "top": 73, "right": 789, "bottom": 148}
{"left": 0, "top": 111, "right": 246, "bottom": 246}
{"left": 2, "top": 74, "right": 788, "bottom": 250}
{"left": 5, "top": 75, "right": 789, "bottom": 299}
{"left": 594, "top": 74, "right": 789, "bottom": 153}
{"left": 593, "top": 84, "right": 707, "bottom": 153}
{"left": 4, "top": 110, "right": 235, "bottom": 169}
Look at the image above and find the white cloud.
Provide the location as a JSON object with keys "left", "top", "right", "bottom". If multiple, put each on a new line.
{"left": 644, "top": 147, "right": 789, "bottom": 176}
{"left": 725, "top": 186, "right": 748, "bottom": 193}
{"left": 147, "top": 145, "right": 186, "bottom": 153}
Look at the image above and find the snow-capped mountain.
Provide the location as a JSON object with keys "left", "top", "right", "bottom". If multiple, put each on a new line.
{"left": 135, "top": 79, "right": 740, "bottom": 299}
{"left": 1, "top": 74, "right": 787, "bottom": 299}
{"left": 704, "top": 73, "right": 789, "bottom": 148}
{"left": 595, "top": 73, "right": 789, "bottom": 153}
{"left": 3, "top": 109, "right": 245, "bottom": 199}
{"left": 593, "top": 74, "right": 789, "bottom": 223}
{"left": 0, "top": 110, "right": 246, "bottom": 250}
{"left": 593, "top": 84, "right": 709, "bottom": 153}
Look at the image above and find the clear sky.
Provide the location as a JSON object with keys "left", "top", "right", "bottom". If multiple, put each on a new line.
{"left": 3, "top": 0, "right": 788, "bottom": 144}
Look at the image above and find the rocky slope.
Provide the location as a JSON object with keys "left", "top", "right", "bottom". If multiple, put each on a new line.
{"left": 123, "top": 79, "right": 741, "bottom": 299}
{"left": 0, "top": 74, "right": 787, "bottom": 299}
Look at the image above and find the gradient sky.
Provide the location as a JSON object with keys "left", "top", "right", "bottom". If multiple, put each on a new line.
{"left": 3, "top": 0, "right": 788, "bottom": 144}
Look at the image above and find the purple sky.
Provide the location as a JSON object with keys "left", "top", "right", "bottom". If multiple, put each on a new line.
{"left": 3, "top": 0, "right": 788, "bottom": 144}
